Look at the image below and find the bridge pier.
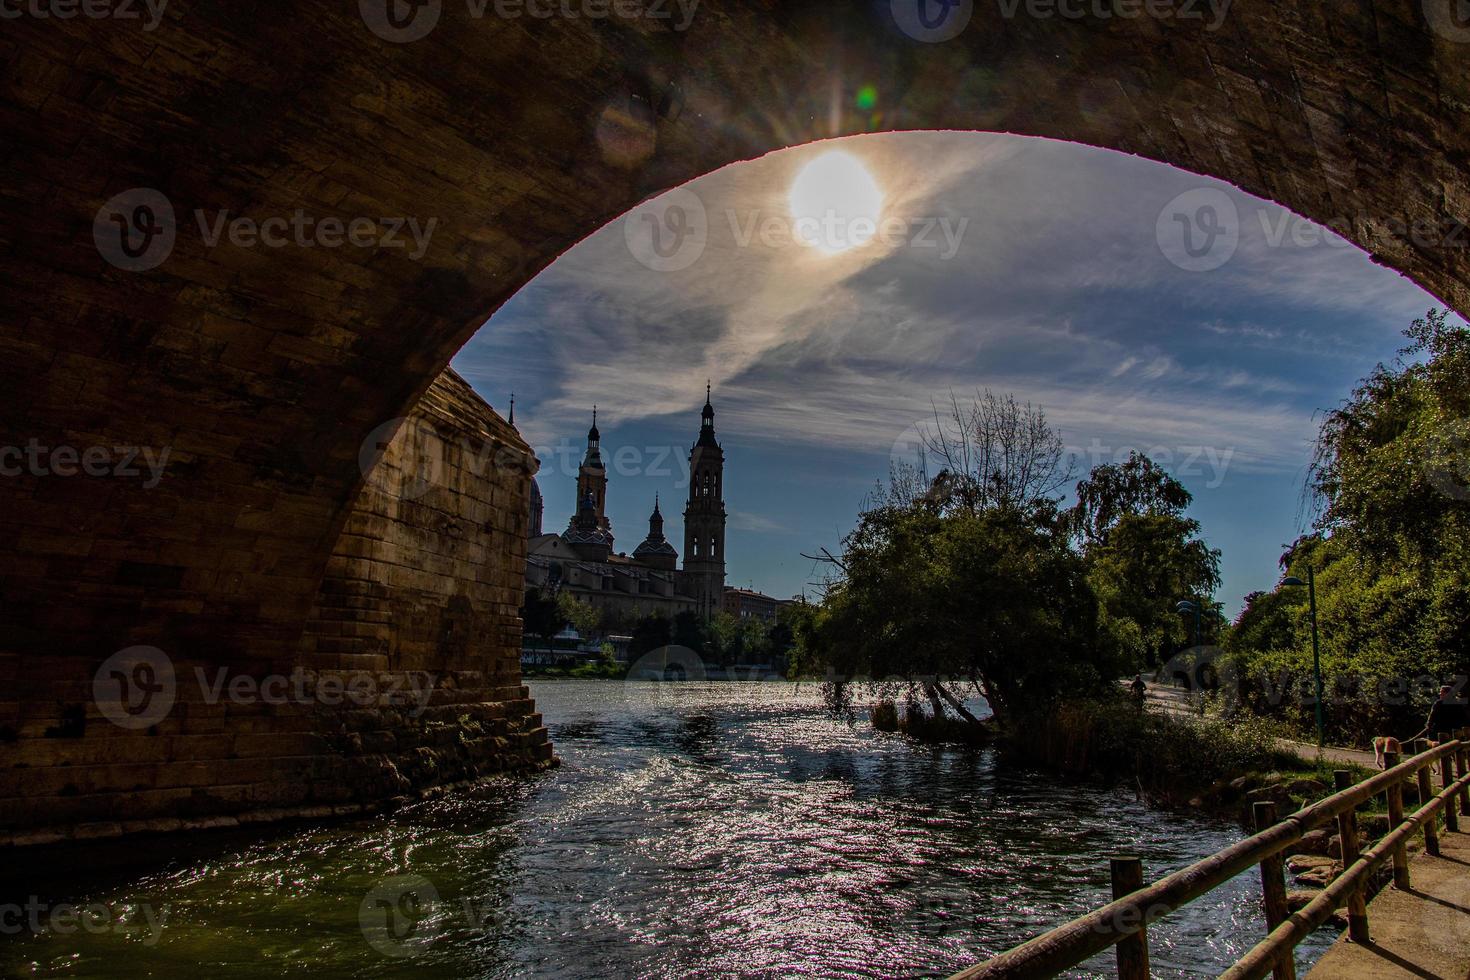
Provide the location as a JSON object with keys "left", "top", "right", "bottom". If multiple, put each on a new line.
{"left": 1, "top": 371, "right": 552, "bottom": 848}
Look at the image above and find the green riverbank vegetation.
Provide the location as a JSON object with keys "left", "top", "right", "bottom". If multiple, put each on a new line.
{"left": 792, "top": 391, "right": 1223, "bottom": 757}
{"left": 1222, "top": 311, "right": 1470, "bottom": 745}
{"left": 793, "top": 310, "right": 1468, "bottom": 797}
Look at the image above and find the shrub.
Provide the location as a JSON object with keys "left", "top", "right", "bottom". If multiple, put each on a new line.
{"left": 1006, "top": 696, "right": 1300, "bottom": 803}
{"left": 870, "top": 700, "right": 900, "bottom": 732}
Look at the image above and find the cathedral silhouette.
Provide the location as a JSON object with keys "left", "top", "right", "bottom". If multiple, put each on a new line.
{"left": 525, "top": 389, "right": 727, "bottom": 622}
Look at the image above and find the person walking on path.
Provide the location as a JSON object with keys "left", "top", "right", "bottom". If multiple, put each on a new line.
{"left": 1408, "top": 682, "right": 1470, "bottom": 743}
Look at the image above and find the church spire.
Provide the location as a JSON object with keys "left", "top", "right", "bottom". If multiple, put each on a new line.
{"left": 697, "top": 383, "right": 717, "bottom": 447}
{"left": 508, "top": 392, "right": 515, "bottom": 426}
{"left": 570, "top": 404, "right": 611, "bottom": 548}
{"left": 583, "top": 406, "right": 603, "bottom": 467}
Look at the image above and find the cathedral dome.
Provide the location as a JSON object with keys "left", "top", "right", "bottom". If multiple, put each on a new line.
{"left": 633, "top": 538, "right": 677, "bottom": 559}
{"left": 633, "top": 495, "right": 678, "bottom": 567}
{"left": 564, "top": 523, "right": 613, "bottom": 548}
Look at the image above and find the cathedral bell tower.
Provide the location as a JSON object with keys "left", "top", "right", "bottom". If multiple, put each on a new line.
{"left": 573, "top": 407, "right": 612, "bottom": 547}
{"left": 683, "top": 385, "right": 726, "bottom": 619}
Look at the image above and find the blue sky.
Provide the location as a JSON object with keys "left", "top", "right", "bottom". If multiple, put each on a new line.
{"left": 453, "top": 132, "right": 1451, "bottom": 617}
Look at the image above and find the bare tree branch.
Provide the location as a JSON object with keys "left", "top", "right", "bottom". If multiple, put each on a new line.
{"left": 916, "top": 388, "right": 1073, "bottom": 514}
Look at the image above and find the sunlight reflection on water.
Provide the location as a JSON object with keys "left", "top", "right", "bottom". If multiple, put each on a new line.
{"left": 1, "top": 681, "right": 1337, "bottom": 978}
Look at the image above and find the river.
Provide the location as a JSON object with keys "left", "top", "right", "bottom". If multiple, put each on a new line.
{"left": 1, "top": 680, "right": 1338, "bottom": 978}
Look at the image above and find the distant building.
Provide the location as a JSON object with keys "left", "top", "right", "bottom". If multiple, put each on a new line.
{"left": 523, "top": 390, "right": 729, "bottom": 625}
{"left": 724, "top": 587, "right": 780, "bottom": 622}
{"left": 528, "top": 477, "right": 544, "bottom": 537}
{"left": 683, "top": 386, "right": 727, "bottom": 620}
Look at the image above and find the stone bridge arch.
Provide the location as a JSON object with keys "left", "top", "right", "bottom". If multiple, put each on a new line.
{"left": 2, "top": 0, "right": 1467, "bottom": 840}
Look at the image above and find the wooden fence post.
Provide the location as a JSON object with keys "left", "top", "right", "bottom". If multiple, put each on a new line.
{"left": 1253, "top": 802, "right": 1296, "bottom": 980}
{"left": 1439, "top": 733, "right": 1460, "bottom": 832}
{"left": 1110, "top": 857, "right": 1149, "bottom": 980}
{"left": 1334, "top": 770, "right": 1370, "bottom": 943}
{"left": 1456, "top": 728, "right": 1470, "bottom": 817}
{"left": 1413, "top": 742, "right": 1440, "bottom": 857}
{"left": 1383, "top": 751, "right": 1410, "bottom": 890}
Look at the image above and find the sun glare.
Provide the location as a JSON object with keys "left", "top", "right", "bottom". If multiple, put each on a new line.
{"left": 787, "top": 150, "right": 884, "bottom": 255}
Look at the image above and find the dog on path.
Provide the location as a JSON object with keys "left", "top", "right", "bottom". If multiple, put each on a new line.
{"left": 1372, "top": 735, "right": 1402, "bottom": 769}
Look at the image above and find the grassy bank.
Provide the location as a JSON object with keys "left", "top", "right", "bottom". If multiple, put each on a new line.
{"left": 521, "top": 661, "right": 627, "bottom": 680}
{"left": 999, "top": 697, "right": 1353, "bottom": 815}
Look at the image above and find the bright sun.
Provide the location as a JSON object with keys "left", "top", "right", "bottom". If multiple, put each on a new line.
{"left": 787, "top": 150, "right": 884, "bottom": 255}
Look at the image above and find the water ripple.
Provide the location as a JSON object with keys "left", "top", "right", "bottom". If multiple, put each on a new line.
{"left": 0, "top": 681, "right": 1337, "bottom": 978}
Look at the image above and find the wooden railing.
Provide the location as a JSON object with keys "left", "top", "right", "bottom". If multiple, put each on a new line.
{"left": 951, "top": 728, "right": 1470, "bottom": 980}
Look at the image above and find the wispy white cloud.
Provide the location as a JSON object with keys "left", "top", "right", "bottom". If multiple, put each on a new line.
{"left": 452, "top": 131, "right": 1460, "bottom": 616}
{"left": 456, "top": 131, "right": 1440, "bottom": 483}
{"left": 728, "top": 510, "right": 789, "bottom": 534}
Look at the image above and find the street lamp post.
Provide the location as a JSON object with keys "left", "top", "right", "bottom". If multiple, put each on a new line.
{"left": 1173, "top": 599, "right": 1208, "bottom": 707}
{"left": 1175, "top": 599, "right": 1202, "bottom": 649}
{"left": 1283, "top": 568, "right": 1325, "bottom": 747}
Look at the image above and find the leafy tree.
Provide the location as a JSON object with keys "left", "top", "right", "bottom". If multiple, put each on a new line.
{"left": 1310, "top": 309, "right": 1470, "bottom": 566}
{"left": 521, "top": 588, "right": 566, "bottom": 651}
{"left": 672, "top": 610, "right": 709, "bottom": 654}
{"left": 1087, "top": 514, "right": 1222, "bottom": 667}
{"left": 1067, "top": 451, "right": 1193, "bottom": 546}
{"left": 700, "top": 612, "right": 775, "bottom": 666}
{"left": 1226, "top": 590, "right": 1297, "bottom": 659}
{"left": 1068, "top": 454, "right": 1221, "bottom": 669}
{"left": 782, "top": 601, "right": 825, "bottom": 677}
{"left": 557, "top": 592, "right": 601, "bottom": 639}
{"left": 1225, "top": 311, "right": 1470, "bottom": 743}
{"left": 765, "top": 610, "right": 797, "bottom": 670}
{"left": 736, "top": 616, "right": 773, "bottom": 665}
{"left": 812, "top": 492, "right": 1112, "bottom": 721}
{"left": 628, "top": 612, "right": 673, "bottom": 657}
{"left": 706, "top": 611, "right": 741, "bottom": 665}
{"left": 803, "top": 393, "right": 1221, "bottom": 728}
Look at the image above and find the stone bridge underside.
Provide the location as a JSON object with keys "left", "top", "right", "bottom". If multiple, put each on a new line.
{"left": 2, "top": 0, "right": 1468, "bottom": 841}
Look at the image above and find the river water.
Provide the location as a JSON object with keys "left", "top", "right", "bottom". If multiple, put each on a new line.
{"left": 2, "top": 681, "right": 1337, "bottom": 978}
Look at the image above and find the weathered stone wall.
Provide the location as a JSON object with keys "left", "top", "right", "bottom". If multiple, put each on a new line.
{"left": 2, "top": 1, "right": 1469, "bottom": 843}
{"left": 4, "top": 2, "right": 1469, "bottom": 687}
{"left": 0, "top": 370, "right": 551, "bottom": 847}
